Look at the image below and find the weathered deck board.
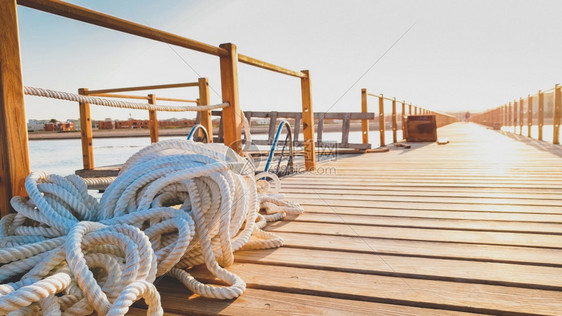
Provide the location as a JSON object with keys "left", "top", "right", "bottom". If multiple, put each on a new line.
{"left": 295, "top": 204, "right": 562, "bottom": 222}
{"left": 274, "top": 232, "right": 562, "bottom": 266}
{"left": 134, "top": 280, "right": 478, "bottom": 316}
{"left": 284, "top": 212, "right": 562, "bottom": 233}
{"left": 136, "top": 123, "right": 562, "bottom": 315}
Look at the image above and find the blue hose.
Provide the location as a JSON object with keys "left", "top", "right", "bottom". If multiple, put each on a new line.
{"left": 264, "top": 120, "right": 290, "bottom": 173}
{"left": 187, "top": 124, "right": 209, "bottom": 142}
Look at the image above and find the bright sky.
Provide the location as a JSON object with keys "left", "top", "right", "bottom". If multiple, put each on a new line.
{"left": 17, "top": 0, "right": 562, "bottom": 121}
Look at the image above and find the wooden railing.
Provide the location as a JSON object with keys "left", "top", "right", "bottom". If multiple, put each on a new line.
{"left": 0, "top": 0, "right": 317, "bottom": 216}
{"left": 211, "top": 111, "right": 375, "bottom": 150}
{"left": 471, "top": 84, "right": 561, "bottom": 144}
{"left": 78, "top": 80, "right": 211, "bottom": 170}
{"left": 361, "top": 89, "right": 457, "bottom": 146}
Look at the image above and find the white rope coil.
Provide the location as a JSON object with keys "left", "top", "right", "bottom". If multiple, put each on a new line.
{"left": 24, "top": 87, "right": 229, "bottom": 112}
{"left": 82, "top": 177, "right": 117, "bottom": 189}
{"left": 0, "top": 139, "right": 303, "bottom": 315}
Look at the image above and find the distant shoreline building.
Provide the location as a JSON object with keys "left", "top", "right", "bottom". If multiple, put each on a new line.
{"left": 27, "top": 119, "right": 49, "bottom": 132}
{"left": 44, "top": 121, "right": 75, "bottom": 132}
{"left": 29, "top": 118, "right": 199, "bottom": 132}
{"left": 109, "top": 118, "right": 196, "bottom": 129}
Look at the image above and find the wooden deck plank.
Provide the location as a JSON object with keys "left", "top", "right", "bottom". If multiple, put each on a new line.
{"left": 283, "top": 192, "right": 562, "bottom": 207}
{"left": 136, "top": 279, "right": 475, "bottom": 316}
{"left": 190, "top": 263, "right": 562, "bottom": 315}
{"left": 283, "top": 180, "right": 562, "bottom": 190}
{"left": 274, "top": 232, "right": 562, "bottom": 267}
{"left": 266, "top": 221, "right": 562, "bottom": 248}
{"left": 234, "top": 247, "right": 562, "bottom": 290}
{"left": 285, "top": 212, "right": 562, "bottom": 234}
{"left": 297, "top": 205, "right": 562, "bottom": 222}
{"left": 146, "top": 123, "right": 562, "bottom": 315}
{"left": 290, "top": 198, "right": 562, "bottom": 214}
{"left": 280, "top": 186, "right": 562, "bottom": 200}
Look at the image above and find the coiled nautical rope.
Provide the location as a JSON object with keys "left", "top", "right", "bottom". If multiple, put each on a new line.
{"left": 0, "top": 139, "right": 303, "bottom": 315}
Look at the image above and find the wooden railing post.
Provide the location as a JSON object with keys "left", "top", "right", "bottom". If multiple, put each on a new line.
{"left": 78, "top": 88, "right": 94, "bottom": 170}
{"left": 507, "top": 101, "right": 513, "bottom": 132}
{"left": 300, "top": 70, "right": 316, "bottom": 170}
{"left": 408, "top": 103, "right": 412, "bottom": 115}
{"left": 505, "top": 105, "right": 508, "bottom": 128}
{"left": 0, "top": 0, "right": 30, "bottom": 217}
{"left": 198, "top": 77, "right": 213, "bottom": 142}
{"left": 513, "top": 100, "right": 517, "bottom": 133}
{"left": 504, "top": 104, "right": 508, "bottom": 128}
{"left": 361, "top": 88, "right": 369, "bottom": 144}
{"left": 219, "top": 43, "right": 243, "bottom": 154}
{"left": 391, "top": 97, "right": 397, "bottom": 143}
{"left": 519, "top": 97, "right": 524, "bottom": 136}
{"left": 148, "top": 94, "right": 158, "bottom": 143}
{"left": 527, "top": 94, "right": 532, "bottom": 138}
{"left": 554, "top": 84, "right": 561, "bottom": 144}
{"left": 378, "top": 95, "right": 385, "bottom": 147}
{"left": 501, "top": 105, "right": 505, "bottom": 128}
{"left": 401, "top": 100, "right": 406, "bottom": 139}
{"left": 538, "top": 90, "right": 544, "bottom": 141}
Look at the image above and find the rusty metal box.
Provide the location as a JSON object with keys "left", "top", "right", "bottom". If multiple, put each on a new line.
{"left": 406, "top": 115, "right": 437, "bottom": 142}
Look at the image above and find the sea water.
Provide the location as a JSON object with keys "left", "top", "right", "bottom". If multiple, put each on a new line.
{"left": 31, "top": 126, "right": 556, "bottom": 177}
{"left": 29, "top": 130, "right": 402, "bottom": 176}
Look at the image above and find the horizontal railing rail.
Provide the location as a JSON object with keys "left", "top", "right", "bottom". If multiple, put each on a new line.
{"left": 85, "top": 82, "right": 201, "bottom": 95}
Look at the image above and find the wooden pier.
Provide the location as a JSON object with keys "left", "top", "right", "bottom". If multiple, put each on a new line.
{"left": 3, "top": 2, "right": 562, "bottom": 314}
{"left": 129, "top": 122, "right": 562, "bottom": 315}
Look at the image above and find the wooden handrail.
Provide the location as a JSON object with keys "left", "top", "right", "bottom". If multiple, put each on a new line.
{"left": 87, "top": 93, "right": 149, "bottom": 100}
{"left": 155, "top": 97, "right": 198, "bottom": 103}
{"left": 18, "top": 1, "right": 307, "bottom": 80}
{"left": 85, "top": 82, "right": 200, "bottom": 95}
{"left": 17, "top": 0, "right": 228, "bottom": 57}
{"left": 367, "top": 93, "right": 395, "bottom": 102}
{"left": 238, "top": 54, "right": 305, "bottom": 78}
{"left": 88, "top": 94, "right": 198, "bottom": 104}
